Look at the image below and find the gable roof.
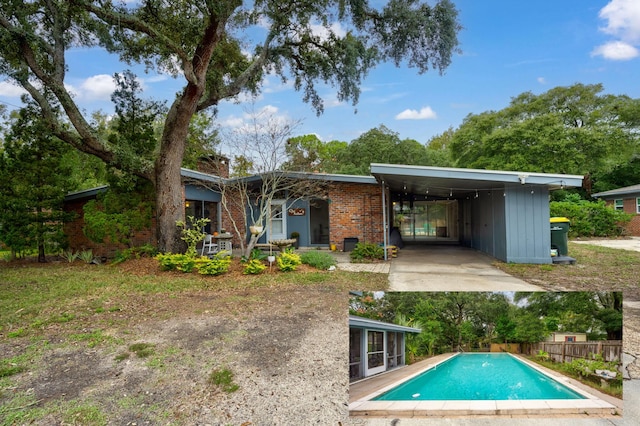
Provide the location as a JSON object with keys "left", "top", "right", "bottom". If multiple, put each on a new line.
{"left": 592, "top": 184, "right": 640, "bottom": 199}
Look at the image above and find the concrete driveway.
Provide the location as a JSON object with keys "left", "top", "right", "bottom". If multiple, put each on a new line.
{"left": 388, "top": 244, "right": 544, "bottom": 292}
{"left": 572, "top": 236, "right": 640, "bottom": 252}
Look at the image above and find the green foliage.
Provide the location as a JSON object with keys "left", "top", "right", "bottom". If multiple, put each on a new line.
{"left": 0, "top": 104, "right": 76, "bottom": 261}
{"left": 61, "top": 250, "right": 79, "bottom": 263}
{"left": 550, "top": 198, "right": 632, "bottom": 237}
{"left": 276, "top": 251, "right": 302, "bottom": 272}
{"left": 156, "top": 253, "right": 197, "bottom": 273}
{"left": 79, "top": 250, "right": 94, "bottom": 264}
{"left": 83, "top": 188, "right": 154, "bottom": 246}
{"left": 208, "top": 368, "right": 239, "bottom": 393}
{"left": 111, "top": 244, "right": 158, "bottom": 264}
{"left": 243, "top": 259, "right": 267, "bottom": 275}
{"left": 300, "top": 250, "right": 337, "bottom": 270}
{"left": 176, "top": 216, "right": 210, "bottom": 256}
{"left": 535, "top": 350, "right": 550, "bottom": 362}
{"left": 449, "top": 84, "right": 638, "bottom": 177}
{"left": 566, "top": 353, "right": 620, "bottom": 380}
{"left": 197, "top": 256, "right": 232, "bottom": 276}
{"left": 350, "top": 242, "right": 384, "bottom": 262}
{"left": 241, "top": 248, "right": 268, "bottom": 263}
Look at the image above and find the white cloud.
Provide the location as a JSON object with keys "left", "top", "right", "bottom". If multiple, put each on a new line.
{"left": 0, "top": 81, "right": 27, "bottom": 97}
{"left": 310, "top": 22, "right": 347, "bottom": 41}
{"left": 537, "top": 77, "right": 547, "bottom": 84}
{"left": 395, "top": 106, "right": 437, "bottom": 120}
{"left": 78, "top": 74, "right": 116, "bottom": 101}
{"left": 591, "top": 40, "right": 639, "bottom": 60}
{"left": 599, "top": 0, "right": 640, "bottom": 41}
{"left": 595, "top": 0, "right": 640, "bottom": 60}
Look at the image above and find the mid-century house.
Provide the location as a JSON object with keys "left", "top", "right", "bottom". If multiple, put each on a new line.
{"left": 546, "top": 332, "right": 588, "bottom": 343}
{"left": 592, "top": 184, "right": 640, "bottom": 236}
{"left": 63, "top": 161, "right": 584, "bottom": 263}
{"left": 349, "top": 315, "right": 421, "bottom": 381}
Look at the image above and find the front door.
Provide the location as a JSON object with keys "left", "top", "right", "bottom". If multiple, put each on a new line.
{"left": 365, "top": 330, "right": 386, "bottom": 376}
{"left": 269, "top": 200, "right": 287, "bottom": 241}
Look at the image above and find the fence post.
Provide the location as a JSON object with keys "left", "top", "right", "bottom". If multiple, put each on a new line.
{"left": 561, "top": 342, "right": 566, "bottom": 363}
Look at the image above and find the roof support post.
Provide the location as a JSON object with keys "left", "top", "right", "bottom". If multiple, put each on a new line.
{"left": 381, "top": 180, "right": 388, "bottom": 261}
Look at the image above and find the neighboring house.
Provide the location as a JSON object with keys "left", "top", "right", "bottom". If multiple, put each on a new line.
{"left": 546, "top": 332, "right": 588, "bottom": 343}
{"left": 64, "top": 162, "right": 584, "bottom": 263}
{"left": 592, "top": 184, "right": 640, "bottom": 236}
{"left": 349, "top": 315, "right": 421, "bottom": 382}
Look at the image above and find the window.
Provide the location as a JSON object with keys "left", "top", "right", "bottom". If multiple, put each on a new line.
{"left": 614, "top": 199, "right": 624, "bottom": 211}
{"left": 636, "top": 197, "right": 640, "bottom": 214}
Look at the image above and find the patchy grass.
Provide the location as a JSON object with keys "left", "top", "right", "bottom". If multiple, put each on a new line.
{"left": 208, "top": 367, "right": 239, "bottom": 393}
{"left": 495, "top": 242, "right": 640, "bottom": 297}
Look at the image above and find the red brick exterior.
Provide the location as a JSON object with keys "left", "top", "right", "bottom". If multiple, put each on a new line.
{"left": 63, "top": 177, "right": 386, "bottom": 256}
{"left": 604, "top": 198, "right": 640, "bottom": 236}
{"left": 63, "top": 197, "right": 157, "bottom": 258}
{"left": 327, "top": 182, "right": 384, "bottom": 250}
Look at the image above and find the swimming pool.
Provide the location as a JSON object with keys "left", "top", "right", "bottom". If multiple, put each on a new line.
{"left": 373, "top": 353, "right": 585, "bottom": 400}
{"left": 349, "top": 352, "right": 618, "bottom": 417}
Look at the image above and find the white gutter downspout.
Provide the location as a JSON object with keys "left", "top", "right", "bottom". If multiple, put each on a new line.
{"left": 381, "top": 180, "right": 388, "bottom": 261}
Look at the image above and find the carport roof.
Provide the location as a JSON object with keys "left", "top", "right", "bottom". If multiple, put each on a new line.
{"left": 370, "top": 163, "right": 584, "bottom": 198}
{"left": 349, "top": 315, "right": 422, "bottom": 333}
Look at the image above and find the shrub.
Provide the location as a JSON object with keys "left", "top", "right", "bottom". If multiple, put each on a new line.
{"left": 79, "top": 250, "right": 94, "bottom": 264}
{"left": 243, "top": 259, "right": 267, "bottom": 274}
{"left": 112, "top": 244, "right": 158, "bottom": 264}
{"left": 350, "top": 242, "right": 384, "bottom": 262}
{"left": 300, "top": 250, "right": 336, "bottom": 270}
{"left": 176, "top": 216, "right": 210, "bottom": 257}
{"left": 550, "top": 198, "right": 632, "bottom": 237}
{"left": 156, "top": 253, "right": 196, "bottom": 272}
{"left": 61, "top": 250, "right": 78, "bottom": 263}
{"left": 277, "top": 251, "right": 302, "bottom": 272}
{"left": 197, "top": 256, "right": 232, "bottom": 276}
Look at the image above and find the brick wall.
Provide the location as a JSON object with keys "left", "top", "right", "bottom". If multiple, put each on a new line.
{"left": 604, "top": 198, "right": 640, "bottom": 236}
{"left": 327, "top": 182, "right": 384, "bottom": 250}
{"left": 63, "top": 198, "right": 157, "bottom": 259}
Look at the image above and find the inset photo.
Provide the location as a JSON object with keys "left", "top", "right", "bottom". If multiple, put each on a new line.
{"left": 348, "top": 291, "right": 623, "bottom": 419}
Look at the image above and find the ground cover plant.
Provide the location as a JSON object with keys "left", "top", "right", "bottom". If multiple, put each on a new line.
{"left": 0, "top": 258, "right": 387, "bottom": 425}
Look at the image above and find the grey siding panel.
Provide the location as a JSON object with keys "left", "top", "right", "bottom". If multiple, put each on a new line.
{"left": 185, "top": 184, "right": 221, "bottom": 202}
{"left": 504, "top": 185, "right": 551, "bottom": 264}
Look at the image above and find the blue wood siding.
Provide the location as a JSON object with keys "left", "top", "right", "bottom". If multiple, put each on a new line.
{"left": 504, "top": 185, "right": 551, "bottom": 264}
{"left": 185, "top": 184, "right": 221, "bottom": 202}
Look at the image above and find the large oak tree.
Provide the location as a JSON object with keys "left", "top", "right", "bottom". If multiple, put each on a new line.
{"left": 0, "top": 0, "right": 461, "bottom": 252}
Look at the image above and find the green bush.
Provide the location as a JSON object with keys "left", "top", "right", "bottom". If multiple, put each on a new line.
{"left": 550, "top": 198, "right": 632, "bottom": 237}
{"left": 300, "top": 250, "right": 336, "bottom": 270}
{"left": 350, "top": 242, "right": 384, "bottom": 262}
{"left": 112, "top": 244, "right": 158, "bottom": 264}
{"left": 277, "top": 251, "right": 302, "bottom": 272}
{"left": 243, "top": 259, "right": 266, "bottom": 274}
{"left": 156, "top": 253, "right": 197, "bottom": 272}
{"left": 197, "top": 256, "right": 232, "bottom": 276}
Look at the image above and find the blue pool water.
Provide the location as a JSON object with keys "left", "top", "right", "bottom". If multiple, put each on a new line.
{"left": 373, "top": 353, "right": 586, "bottom": 401}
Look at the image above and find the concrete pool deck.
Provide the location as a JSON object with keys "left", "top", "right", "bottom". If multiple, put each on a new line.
{"left": 349, "top": 353, "right": 622, "bottom": 418}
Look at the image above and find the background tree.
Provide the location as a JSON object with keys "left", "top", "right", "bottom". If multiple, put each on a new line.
{"left": 449, "top": 84, "right": 639, "bottom": 182}
{"left": 0, "top": 0, "right": 461, "bottom": 253}
{"left": 0, "top": 105, "right": 76, "bottom": 261}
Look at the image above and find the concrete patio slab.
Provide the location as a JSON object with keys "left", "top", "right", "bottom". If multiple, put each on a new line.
{"left": 388, "top": 245, "right": 543, "bottom": 291}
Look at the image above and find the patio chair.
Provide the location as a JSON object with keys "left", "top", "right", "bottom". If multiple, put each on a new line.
{"left": 201, "top": 234, "right": 218, "bottom": 256}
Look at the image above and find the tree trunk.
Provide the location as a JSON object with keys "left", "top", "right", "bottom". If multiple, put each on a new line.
{"left": 155, "top": 89, "right": 201, "bottom": 253}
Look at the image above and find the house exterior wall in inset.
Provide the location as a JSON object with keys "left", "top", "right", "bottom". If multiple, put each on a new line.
{"left": 504, "top": 185, "right": 552, "bottom": 264}
{"left": 327, "top": 182, "right": 383, "bottom": 250}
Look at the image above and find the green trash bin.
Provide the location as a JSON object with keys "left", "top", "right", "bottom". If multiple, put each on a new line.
{"left": 550, "top": 217, "right": 570, "bottom": 256}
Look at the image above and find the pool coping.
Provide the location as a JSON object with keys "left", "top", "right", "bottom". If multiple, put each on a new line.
{"left": 349, "top": 352, "right": 621, "bottom": 417}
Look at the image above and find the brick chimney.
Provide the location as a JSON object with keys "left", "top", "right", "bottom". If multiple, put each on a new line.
{"left": 196, "top": 154, "right": 230, "bottom": 178}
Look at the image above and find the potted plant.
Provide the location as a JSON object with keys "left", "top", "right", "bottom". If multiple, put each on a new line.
{"left": 290, "top": 231, "right": 300, "bottom": 248}
{"left": 250, "top": 224, "right": 263, "bottom": 235}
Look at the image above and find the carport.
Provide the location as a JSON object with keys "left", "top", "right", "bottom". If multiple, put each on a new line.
{"left": 371, "top": 164, "right": 583, "bottom": 264}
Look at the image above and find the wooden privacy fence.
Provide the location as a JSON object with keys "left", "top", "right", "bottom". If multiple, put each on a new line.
{"left": 525, "top": 340, "right": 622, "bottom": 364}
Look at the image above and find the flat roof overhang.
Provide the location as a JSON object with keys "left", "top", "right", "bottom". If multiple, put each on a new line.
{"left": 349, "top": 315, "right": 422, "bottom": 334}
{"left": 370, "top": 163, "right": 584, "bottom": 198}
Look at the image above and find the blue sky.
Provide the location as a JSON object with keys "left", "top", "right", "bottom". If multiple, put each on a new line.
{"left": 1, "top": 0, "right": 639, "bottom": 146}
